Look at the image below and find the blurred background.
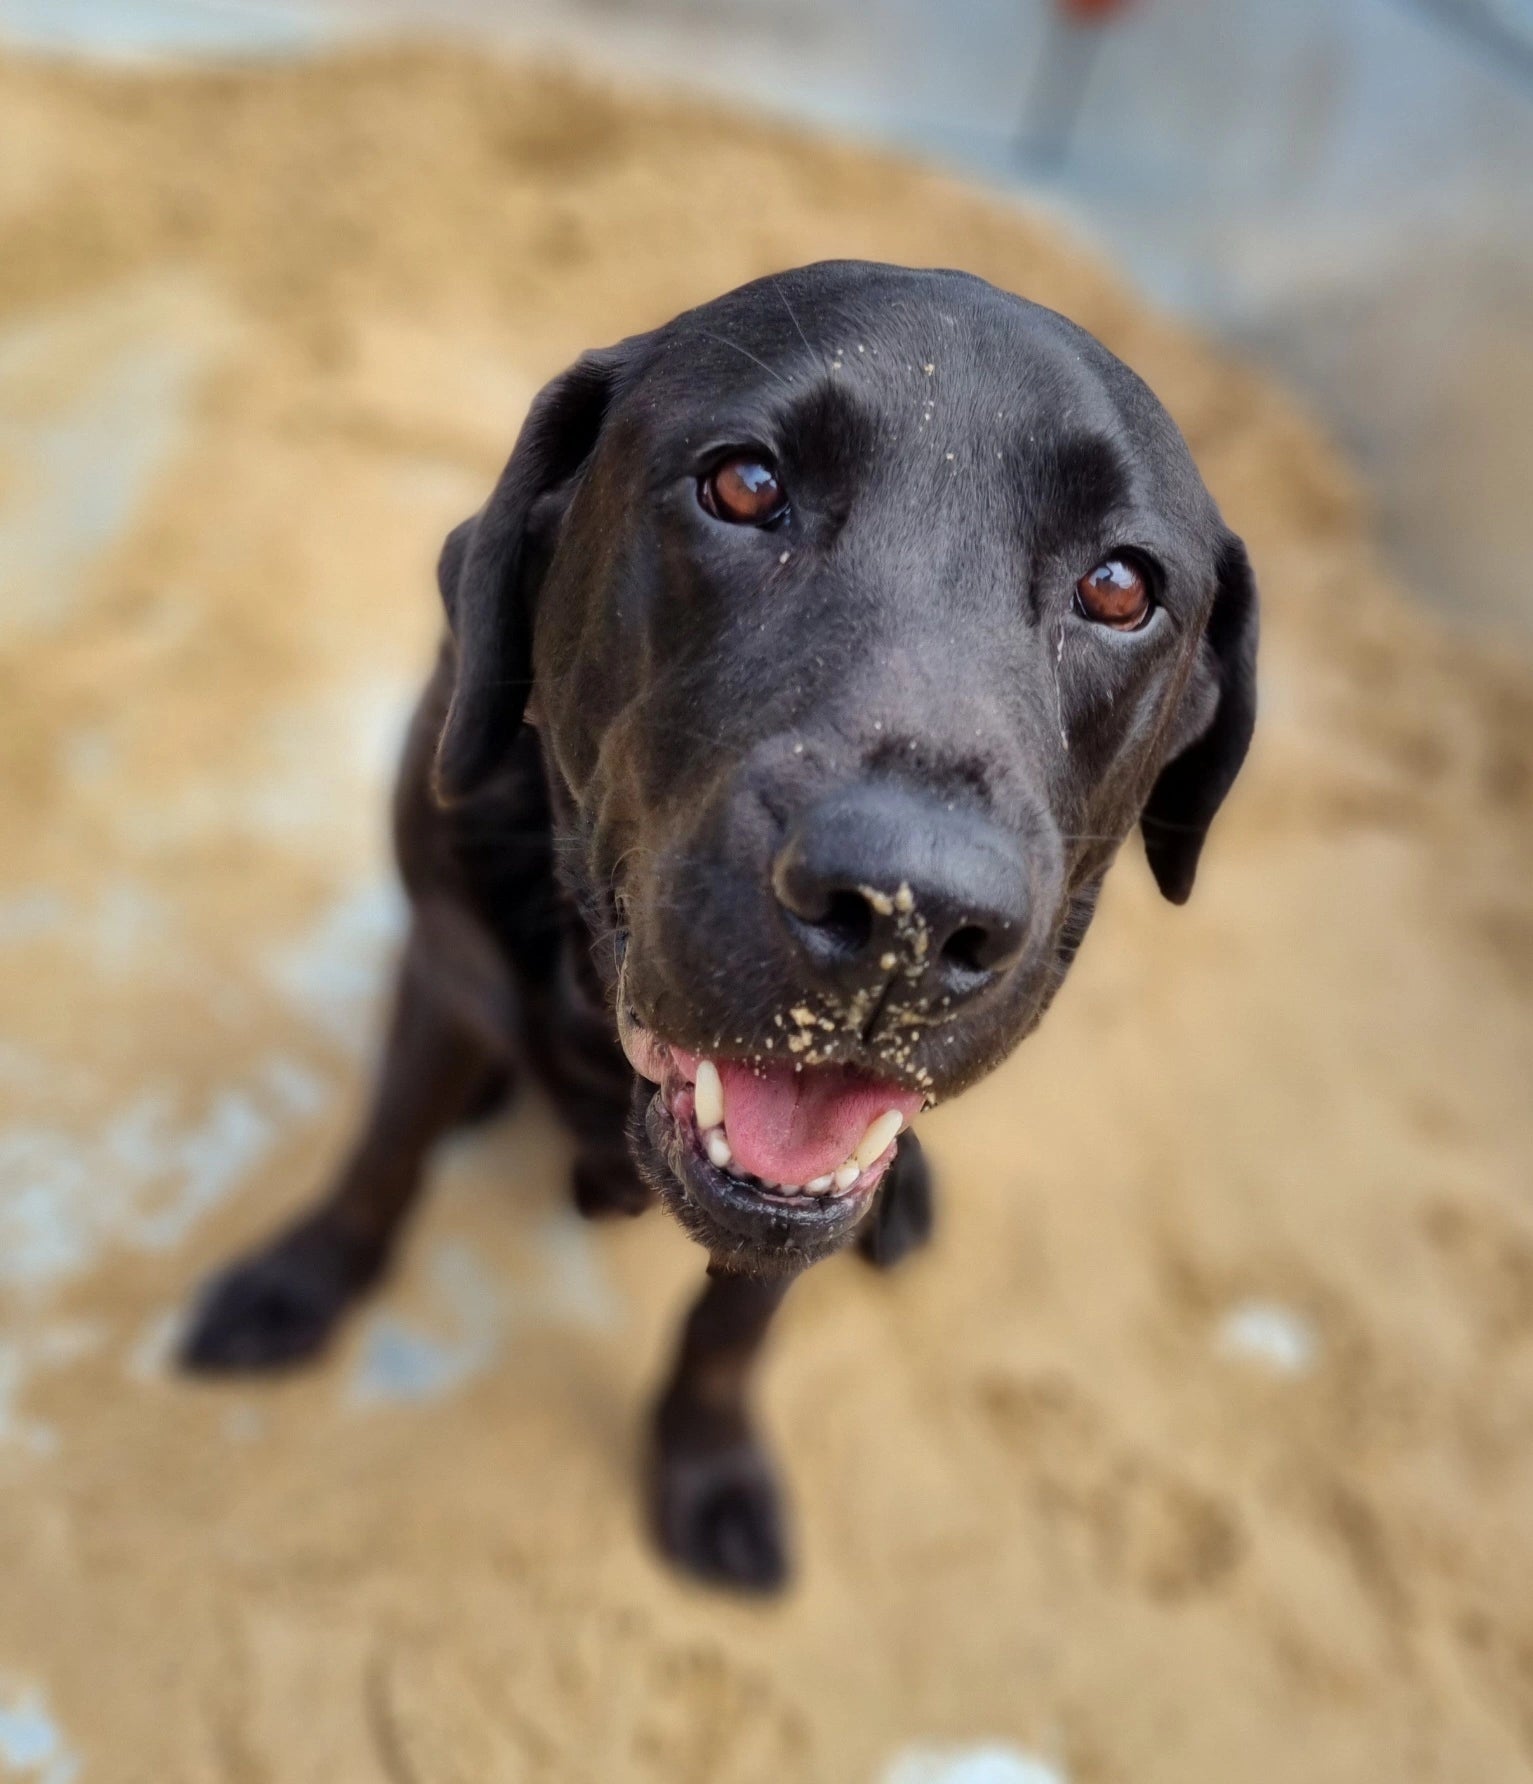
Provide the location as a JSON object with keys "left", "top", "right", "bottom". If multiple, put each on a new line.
{"left": 1, "top": 3, "right": 1530, "bottom": 1782}
{"left": 6, "top": 0, "right": 1533, "bottom": 637}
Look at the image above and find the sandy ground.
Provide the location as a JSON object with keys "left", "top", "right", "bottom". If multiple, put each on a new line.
{"left": 1, "top": 46, "right": 1532, "bottom": 1784}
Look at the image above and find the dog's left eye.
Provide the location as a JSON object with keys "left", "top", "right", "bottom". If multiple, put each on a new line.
{"left": 699, "top": 455, "right": 788, "bottom": 527}
{"left": 1075, "top": 556, "right": 1153, "bottom": 631}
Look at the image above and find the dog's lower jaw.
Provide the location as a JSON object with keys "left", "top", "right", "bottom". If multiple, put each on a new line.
{"left": 627, "top": 1084, "right": 873, "bottom": 1277}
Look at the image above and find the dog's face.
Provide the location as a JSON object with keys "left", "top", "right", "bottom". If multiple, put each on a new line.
{"left": 436, "top": 263, "right": 1257, "bottom": 1273}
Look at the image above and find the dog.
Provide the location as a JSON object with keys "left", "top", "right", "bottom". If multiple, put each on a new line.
{"left": 181, "top": 261, "right": 1257, "bottom": 1591}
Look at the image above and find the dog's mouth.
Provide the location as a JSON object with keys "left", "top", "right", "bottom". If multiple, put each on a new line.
{"left": 618, "top": 1005, "right": 924, "bottom": 1259}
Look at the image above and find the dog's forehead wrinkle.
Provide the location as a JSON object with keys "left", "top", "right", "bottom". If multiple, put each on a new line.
{"left": 663, "top": 268, "right": 1131, "bottom": 425}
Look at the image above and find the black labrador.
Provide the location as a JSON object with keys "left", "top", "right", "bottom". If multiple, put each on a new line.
{"left": 182, "top": 261, "right": 1257, "bottom": 1591}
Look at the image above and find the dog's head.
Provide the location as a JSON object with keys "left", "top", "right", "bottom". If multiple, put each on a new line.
{"left": 435, "top": 262, "right": 1257, "bottom": 1272}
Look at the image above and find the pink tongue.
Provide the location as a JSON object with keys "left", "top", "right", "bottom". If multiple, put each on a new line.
{"left": 713, "top": 1060, "right": 923, "bottom": 1185}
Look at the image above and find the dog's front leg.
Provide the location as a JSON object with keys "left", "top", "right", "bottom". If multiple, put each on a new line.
{"left": 180, "top": 901, "right": 511, "bottom": 1372}
{"left": 649, "top": 1265, "right": 794, "bottom": 1592}
{"left": 856, "top": 1129, "right": 935, "bottom": 1269}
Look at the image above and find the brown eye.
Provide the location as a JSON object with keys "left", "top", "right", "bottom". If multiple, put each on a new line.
{"left": 1075, "top": 557, "right": 1152, "bottom": 630}
{"left": 700, "top": 455, "right": 786, "bottom": 526}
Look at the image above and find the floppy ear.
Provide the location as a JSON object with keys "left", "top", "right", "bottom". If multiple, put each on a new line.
{"left": 433, "top": 347, "right": 628, "bottom": 802}
{"left": 1140, "top": 531, "right": 1259, "bottom": 904}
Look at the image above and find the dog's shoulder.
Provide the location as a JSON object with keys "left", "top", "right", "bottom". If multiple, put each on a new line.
{"left": 393, "top": 643, "right": 563, "bottom": 972}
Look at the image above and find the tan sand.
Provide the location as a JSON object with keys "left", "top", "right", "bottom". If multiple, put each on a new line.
{"left": 1, "top": 45, "right": 1531, "bottom": 1784}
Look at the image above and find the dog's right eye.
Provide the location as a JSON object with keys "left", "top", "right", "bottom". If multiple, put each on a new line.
{"left": 699, "top": 456, "right": 788, "bottom": 527}
{"left": 1075, "top": 556, "right": 1153, "bottom": 631}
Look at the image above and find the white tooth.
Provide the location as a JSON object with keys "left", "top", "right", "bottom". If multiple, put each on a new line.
{"left": 705, "top": 1129, "right": 732, "bottom": 1169}
{"left": 694, "top": 1059, "right": 724, "bottom": 1131}
{"left": 806, "top": 1174, "right": 834, "bottom": 1194}
{"left": 833, "top": 1161, "right": 861, "bottom": 1192}
{"left": 853, "top": 1109, "right": 905, "bottom": 1170}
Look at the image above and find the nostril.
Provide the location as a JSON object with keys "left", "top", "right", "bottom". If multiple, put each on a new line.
{"left": 772, "top": 843, "right": 881, "bottom": 960}
{"left": 941, "top": 923, "right": 991, "bottom": 975}
{"left": 781, "top": 886, "right": 877, "bottom": 963}
{"left": 818, "top": 889, "right": 875, "bottom": 956}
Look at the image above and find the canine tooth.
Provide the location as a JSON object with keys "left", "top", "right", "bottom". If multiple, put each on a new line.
{"left": 833, "top": 1162, "right": 861, "bottom": 1192}
{"left": 694, "top": 1059, "right": 724, "bottom": 1130}
{"left": 705, "top": 1129, "right": 732, "bottom": 1169}
{"left": 853, "top": 1109, "right": 904, "bottom": 1170}
{"left": 806, "top": 1174, "right": 834, "bottom": 1193}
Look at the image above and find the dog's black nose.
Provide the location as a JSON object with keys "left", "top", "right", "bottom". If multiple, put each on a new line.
{"left": 771, "top": 783, "right": 1029, "bottom": 997}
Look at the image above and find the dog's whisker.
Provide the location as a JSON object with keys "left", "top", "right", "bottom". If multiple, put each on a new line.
{"left": 697, "top": 329, "right": 792, "bottom": 390}
{"left": 772, "top": 277, "right": 815, "bottom": 359}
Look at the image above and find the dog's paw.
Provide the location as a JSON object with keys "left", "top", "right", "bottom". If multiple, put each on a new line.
{"left": 651, "top": 1438, "right": 790, "bottom": 1593}
{"left": 856, "top": 1131, "right": 934, "bottom": 1270}
{"left": 572, "top": 1150, "right": 651, "bottom": 1220}
{"left": 179, "top": 1218, "right": 383, "bottom": 1374}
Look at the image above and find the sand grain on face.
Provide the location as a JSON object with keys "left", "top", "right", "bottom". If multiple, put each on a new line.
{"left": 1, "top": 45, "right": 1532, "bottom": 1784}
